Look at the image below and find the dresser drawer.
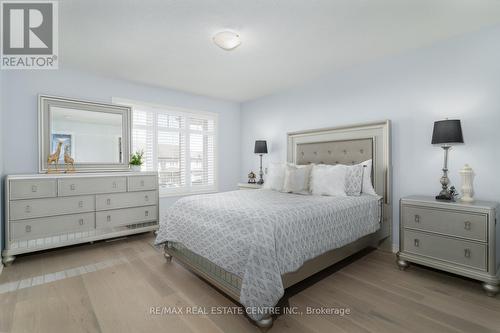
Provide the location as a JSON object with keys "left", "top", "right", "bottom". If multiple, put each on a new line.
{"left": 10, "top": 196, "right": 95, "bottom": 220}
{"left": 402, "top": 205, "right": 487, "bottom": 242}
{"left": 10, "top": 179, "right": 57, "bottom": 200}
{"left": 96, "top": 205, "right": 157, "bottom": 228}
{"left": 403, "top": 230, "right": 487, "bottom": 271}
{"left": 10, "top": 213, "right": 94, "bottom": 241}
{"left": 127, "top": 175, "right": 157, "bottom": 192}
{"left": 58, "top": 177, "right": 126, "bottom": 196}
{"left": 96, "top": 191, "right": 157, "bottom": 211}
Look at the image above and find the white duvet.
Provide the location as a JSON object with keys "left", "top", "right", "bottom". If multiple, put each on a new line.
{"left": 155, "top": 189, "right": 381, "bottom": 320}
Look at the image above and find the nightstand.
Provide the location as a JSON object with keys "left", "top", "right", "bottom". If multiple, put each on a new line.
{"left": 397, "top": 195, "right": 499, "bottom": 296}
{"left": 237, "top": 183, "right": 263, "bottom": 190}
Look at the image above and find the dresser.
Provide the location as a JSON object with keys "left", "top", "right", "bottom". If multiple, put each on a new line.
{"left": 397, "top": 196, "right": 499, "bottom": 296}
{"left": 2, "top": 172, "right": 159, "bottom": 266}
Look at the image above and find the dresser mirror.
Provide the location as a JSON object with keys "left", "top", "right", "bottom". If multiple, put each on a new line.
{"left": 39, "top": 95, "right": 132, "bottom": 172}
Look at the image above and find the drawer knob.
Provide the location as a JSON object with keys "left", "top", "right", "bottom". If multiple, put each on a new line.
{"left": 78, "top": 201, "right": 84, "bottom": 208}
{"left": 25, "top": 225, "right": 31, "bottom": 233}
{"left": 144, "top": 195, "right": 149, "bottom": 202}
{"left": 414, "top": 215, "right": 420, "bottom": 223}
{"left": 112, "top": 181, "right": 117, "bottom": 189}
{"left": 464, "top": 248, "right": 471, "bottom": 258}
{"left": 464, "top": 221, "right": 471, "bottom": 231}
{"left": 106, "top": 198, "right": 111, "bottom": 205}
{"left": 140, "top": 180, "right": 145, "bottom": 186}
{"left": 145, "top": 211, "right": 149, "bottom": 217}
{"left": 25, "top": 205, "right": 31, "bottom": 213}
{"left": 79, "top": 218, "right": 84, "bottom": 225}
{"left": 414, "top": 239, "right": 420, "bottom": 247}
{"left": 107, "top": 215, "right": 111, "bottom": 222}
{"left": 70, "top": 184, "right": 76, "bottom": 191}
{"left": 31, "top": 185, "right": 38, "bottom": 192}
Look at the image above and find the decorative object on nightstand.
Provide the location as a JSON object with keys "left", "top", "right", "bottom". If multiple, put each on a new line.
{"left": 397, "top": 196, "right": 499, "bottom": 296}
{"left": 248, "top": 171, "right": 257, "bottom": 184}
{"left": 460, "top": 164, "right": 475, "bottom": 203}
{"left": 238, "top": 182, "right": 263, "bottom": 190}
{"left": 431, "top": 119, "right": 464, "bottom": 201}
{"left": 254, "top": 140, "right": 268, "bottom": 185}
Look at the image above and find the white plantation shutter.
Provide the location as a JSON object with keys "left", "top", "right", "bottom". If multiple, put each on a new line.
{"left": 132, "top": 110, "right": 155, "bottom": 171}
{"left": 188, "top": 116, "right": 216, "bottom": 188}
{"left": 122, "top": 100, "right": 217, "bottom": 196}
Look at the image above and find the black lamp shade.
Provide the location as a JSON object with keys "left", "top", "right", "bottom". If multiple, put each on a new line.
{"left": 431, "top": 119, "right": 464, "bottom": 145}
{"left": 254, "top": 140, "right": 268, "bottom": 154}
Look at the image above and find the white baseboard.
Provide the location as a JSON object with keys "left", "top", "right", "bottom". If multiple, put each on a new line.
{"left": 392, "top": 243, "right": 399, "bottom": 254}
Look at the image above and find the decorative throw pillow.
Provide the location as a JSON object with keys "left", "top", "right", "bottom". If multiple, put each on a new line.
{"left": 283, "top": 164, "right": 313, "bottom": 194}
{"left": 345, "top": 164, "right": 364, "bottom": 196}
{"left": 263, "top": 163, "right": 286, "bottom": 191}
{"left": 310, "top": 164, "right": 347, "bottom": 197}
{"left": 359, "top": 159, "right": 377, "bottom": 195}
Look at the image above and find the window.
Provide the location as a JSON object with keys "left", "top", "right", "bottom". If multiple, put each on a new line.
{"left": 116, "top": 99, "right": 217, "bottom": 196}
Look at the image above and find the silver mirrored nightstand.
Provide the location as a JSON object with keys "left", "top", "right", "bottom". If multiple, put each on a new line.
{"left": 398, "top": 195, "right": 499, "bottom": 296}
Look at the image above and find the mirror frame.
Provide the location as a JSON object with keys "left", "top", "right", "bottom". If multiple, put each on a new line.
{"left": 38, "top": 95, "right": 132, "bottom": 173}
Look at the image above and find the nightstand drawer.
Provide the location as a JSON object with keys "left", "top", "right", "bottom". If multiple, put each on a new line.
{"left": 402, "top": 206, "right": 487, "bottom": 242}
{"left": 403, "top": 230, "right": 487, "bottom": 271}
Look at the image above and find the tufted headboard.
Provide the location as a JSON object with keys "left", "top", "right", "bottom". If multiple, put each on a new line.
{"left": 296, "top": 138, "right": 373, "bottom": 166}
{"left": 287, "top": 120, "right": 392, "bottom": 245}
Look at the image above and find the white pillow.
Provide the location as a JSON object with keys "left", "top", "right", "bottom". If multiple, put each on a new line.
{"left": 310, "top": 164, "right": 347, "bottom": 196}
{"left": 345, "top": 164, "right": 364, "bottom": 196}
{"left": 263, "top": 163, "right": 286, "bottom": 191}
{"left": 359, "top": 159, "right": 377, "bottom": 195}
{"left": 283, "top": 164, "right": 312, "bottom": 194}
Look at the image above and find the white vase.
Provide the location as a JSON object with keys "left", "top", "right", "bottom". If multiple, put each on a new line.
{"left": 130, "top": 165, "right": 142, "bottom": 172}
{"left": 459, "top": 164, "right": 474, "bottom": 202}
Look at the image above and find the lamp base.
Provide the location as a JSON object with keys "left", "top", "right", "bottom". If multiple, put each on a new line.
{"left": 257, "top": 154, "right": 264, "bottom": 185}
{"left": 436, "top": 146, "right": 455, "bottom": 201}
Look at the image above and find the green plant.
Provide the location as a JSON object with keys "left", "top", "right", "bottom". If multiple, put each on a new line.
{"left": 129, "top": 150, "right": 144, "bottom": 166}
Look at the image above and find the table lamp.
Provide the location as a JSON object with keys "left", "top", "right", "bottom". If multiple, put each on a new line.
{"left": 254, "top": 140, "right": 268, "bottom": 185}
{"left": 431, "top": 119, "right": 464, "bottom": 201}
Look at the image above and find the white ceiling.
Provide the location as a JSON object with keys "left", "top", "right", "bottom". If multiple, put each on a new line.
{"left": 61, "top": 0, "right": 500, "bottom": 102}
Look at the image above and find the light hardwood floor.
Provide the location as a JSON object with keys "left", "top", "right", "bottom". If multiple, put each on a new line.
{"left": 0, "top": 233, "right": 499, "bottom": 333}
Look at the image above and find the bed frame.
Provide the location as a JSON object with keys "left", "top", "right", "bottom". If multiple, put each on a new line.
{"left": 164, "top": 120, "right": 392, "bottom": 329}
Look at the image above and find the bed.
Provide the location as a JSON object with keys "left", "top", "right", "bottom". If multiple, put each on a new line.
{"left": 155, "top": 120, "right": 392, "bottom": 329}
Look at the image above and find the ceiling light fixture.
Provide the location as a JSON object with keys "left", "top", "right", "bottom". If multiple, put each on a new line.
{"left": 213, "top": 31, "right": 241, "bottom": 51}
